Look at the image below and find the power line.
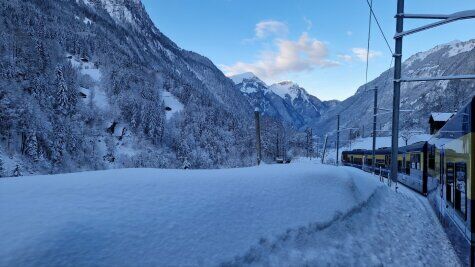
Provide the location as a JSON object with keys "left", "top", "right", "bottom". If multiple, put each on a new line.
{"left": 365, "top": 0, "right": 394, "bottom": 55}
{"left": 364, "top": 0, "right": 374, "bottom": 90}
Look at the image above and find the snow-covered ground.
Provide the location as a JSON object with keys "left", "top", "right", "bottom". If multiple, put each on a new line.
{"left": 0, "top": 162, "right": 459, "bottom": 266}
{"left": 162, "top": 90, "right": 184, "bottom": 120}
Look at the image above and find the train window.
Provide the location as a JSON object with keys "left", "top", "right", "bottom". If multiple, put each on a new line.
{"left": 411, "top": 153, "right": 421, "bottom": 170}
{"left": 405, "top": 158, "right": 410, "bottom": 175}
{"left": 455, "top": 162, "right": 467, "bottom": 219}
{"left": 398, "top": 160, "right": 402, "bottom": 172}
{"left": 446, "top": 163, "right": 455, "bottom": 205}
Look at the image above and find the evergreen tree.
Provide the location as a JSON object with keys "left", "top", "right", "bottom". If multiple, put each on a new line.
{"left": 12, "top": 165, "right": 21, "bottom": 177}
{"left": 0, "top": 154, "right": 5, "bottom": 178}
{"left": 25, "top": 131, "right": 39, "bottom": 162}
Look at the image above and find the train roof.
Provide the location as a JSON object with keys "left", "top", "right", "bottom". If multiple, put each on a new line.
{"left": 343, "top": 141, "right": 428, "bottom": 156}
{"left": 400, "top": 141, "right": 427, "bottom": 152}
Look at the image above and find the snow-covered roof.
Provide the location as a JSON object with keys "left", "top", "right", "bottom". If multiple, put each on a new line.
{"left": 430, "top": 112, "right": 454, "bottom": 122}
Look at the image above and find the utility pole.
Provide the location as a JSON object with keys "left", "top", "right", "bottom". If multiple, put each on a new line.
{"left": 306, "top": 128, "right": 313, "bottom": 158}
{"left": 254, "top": 108, "right": 262, "bottom": 165}
{"left": 387, "top": 3, "right": 475, "bottom": 263}
{"left": 390, "top": 0, "right": 404, "bottom": 184}
{"left": 336, "top": 115, "right": 340, "bottom": 165}
{"left": 321, "top": 134, "right": 328, "bottom": 164}
{"left": 372, "top": 86, "right": 378, "bottom": 173}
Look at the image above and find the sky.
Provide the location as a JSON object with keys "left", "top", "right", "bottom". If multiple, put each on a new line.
{"left": 141, "top": 0, "right": 475, "bottom": 100}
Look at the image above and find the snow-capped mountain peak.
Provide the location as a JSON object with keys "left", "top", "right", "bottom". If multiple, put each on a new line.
{"left": 269, "top": 81, "right": 306, "bottom": 101}
{"left": 229, "top": 72, "right": 264, "bottom": 85}
{"left": 231, "top": 73, "right": 335, "bottom": 130}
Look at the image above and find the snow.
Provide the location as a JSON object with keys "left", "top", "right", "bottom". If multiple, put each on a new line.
{"left": 269, "top": 81, "right": 302, "bottom": 101}
{"left": 68, "top": 56, "right": 102, "bottom": 82}
{"left": 228, "top": 72, "right": 259, "bottom": 85}
{"left": 445, "top": 40, "right": 475, "bottom": 57}
{"left": 68, "top": 56, "right": 109, "bottom": 111}
{"left": 83, "top": 17, "right": 92, "bottom": 25}
{"left": 240, "top": 85, "right": 258, "bottom": 94}
{"left": 0, "top": 163, "right": 378, "bottom": 266}
{"left": 162, "top": 91, "right": 184, "bottom": 120}
{"left": 430, "top": 112, "right": 454, "bottom": 122}
{"left": 0, "top": 162, "right": 459, "bottom": 266}
{"left": 226, "top": 179, "right": 459, "bottom": 266}
{"left": 404, "top": 41, "right": 456, "bottom": 67}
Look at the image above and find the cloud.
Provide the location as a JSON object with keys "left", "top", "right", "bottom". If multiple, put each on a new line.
{"left": 255, "top": 20, "right": 288, "bottom": 39}
{"left": 346, "top": 31, "right": 353, "bottom": 36}
{"left": 351, "top": 48, "right": 382, "bottom": 62}
{"left": 224, "top": 33, "right": 339, "bottom": 81}
{"left": 337, "top": 54, "right": 353, "bottom": 62}
{"left": 303, "top": 17, "right": 313, "bottom": 31}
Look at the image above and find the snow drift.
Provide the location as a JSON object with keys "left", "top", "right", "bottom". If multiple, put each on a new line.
{"left": 0, "top": 163, "right": 380, "bottom": 266}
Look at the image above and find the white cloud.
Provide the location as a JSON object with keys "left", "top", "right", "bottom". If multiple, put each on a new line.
{"left": 337, "top": 54, "right": 353, "bottom": 62}
{"left": 351, "top": 48, "right": 382, "bottom": 62}
{"left": 224, "top": 33, "right": 339, "bottom": 81}
{"left": 255, "top": 20, "right": 288, "bottom": 39}
{"left": 346, "top": 31, "right": 353, "bottom": 36}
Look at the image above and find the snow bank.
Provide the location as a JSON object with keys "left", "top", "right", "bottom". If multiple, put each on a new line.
{"left": 0, "top": 163, "right": 380, "bottom": 266}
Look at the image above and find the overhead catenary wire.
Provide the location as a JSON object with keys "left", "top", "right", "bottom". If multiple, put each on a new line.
{"left": 364, "top": 0, "right": 394, "bottom": 55}
{"left": 364, "top": 0, "right": 374, "bottom": 90}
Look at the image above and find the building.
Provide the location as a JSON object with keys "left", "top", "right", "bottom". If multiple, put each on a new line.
{"left": 428, "top": 112, "right": 455, "bottom": 135}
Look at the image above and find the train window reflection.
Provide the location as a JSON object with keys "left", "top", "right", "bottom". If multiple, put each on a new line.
{"left": 455, "top": 162, "right": 467, "bottom": 219}
{"left": 446, "top": 162, "right": 455, "bottom": 205}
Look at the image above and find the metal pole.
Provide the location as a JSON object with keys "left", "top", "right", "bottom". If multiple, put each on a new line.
{"left": 372, "top": 86, "right": 378, "bottom": 173}
{"left": 322, "top": 135, "right": 328, "bottom": 164}
{"left": 391, "top": 0, "right": 404, "bottom": 183}
{"left": 336, "top": 115, "right": 340, "bottom": 165}
{"left": 254, "top": 108, "right": 262, "bottom": 165}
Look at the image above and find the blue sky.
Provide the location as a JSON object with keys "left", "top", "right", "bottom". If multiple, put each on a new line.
{"left": 141, "top": 0, "right": 475, "bottom": 100}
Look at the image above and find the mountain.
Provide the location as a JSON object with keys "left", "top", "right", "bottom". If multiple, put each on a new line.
{"left": 0, "top": 0, "right": 259, "bottom": 174}
{"left": 315, "top": 39, "right": 475, "bottom": 139}
{"left": 230, "top": 73, "right": 337, "bottom": 130}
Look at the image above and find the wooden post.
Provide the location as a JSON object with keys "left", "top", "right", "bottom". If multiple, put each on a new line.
{"left": 321, "top": 134, "right": 328, "bottom": 164}
{"left": 336, "top": 115, "right": 340, "bottom": 165}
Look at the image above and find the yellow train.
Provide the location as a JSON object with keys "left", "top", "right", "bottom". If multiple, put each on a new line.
{"left": 342, "top": 96, "right": 475, "bottom": 266}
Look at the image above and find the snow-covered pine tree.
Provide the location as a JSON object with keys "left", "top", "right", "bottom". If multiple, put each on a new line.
{"left": 12, "top": 165, "right": 21, "bottom": 177}
{"left": 25, "top": 131, "right": 39, "bottom": 162}
{"left": 0, "top": 154, "right": 5, "bottom": 177}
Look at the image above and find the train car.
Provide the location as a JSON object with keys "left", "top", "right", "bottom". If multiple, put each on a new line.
{"left": 397, "top": 141, "right": 428, "bottom": 195}
{"left": 427, "top": 96, "right": 475, "bottom": 266}
{"left": 341, "top": 149, "right": 368, "bottom": 169}
{"left": 341, "top": 97, "right": 475, "bottom": 264}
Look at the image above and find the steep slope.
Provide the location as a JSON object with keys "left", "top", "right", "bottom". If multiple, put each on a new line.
{"left": 0, "top": 0, "right": 254, "bottom": 174}
{"left": 315, "top": 39, "right": 475, "bottom": 139}
{"left": 231, "top": 73, "right": 338, "bottom": 129}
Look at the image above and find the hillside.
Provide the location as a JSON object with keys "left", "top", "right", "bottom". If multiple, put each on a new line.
{"left": 315, "top": 39, "right": 475, "bottom": 139}
{"left": 0, "top": 0, "right": 259, "bottom": 174}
